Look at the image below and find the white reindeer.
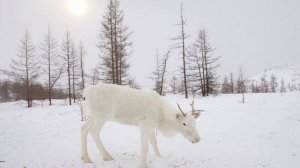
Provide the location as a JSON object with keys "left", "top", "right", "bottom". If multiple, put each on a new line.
{"left": 81, "top": 84, "right": 201, "bottom": 168}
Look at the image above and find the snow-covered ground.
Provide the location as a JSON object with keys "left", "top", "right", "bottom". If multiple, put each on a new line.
{"left": 0, "top": 92, "right": 300, "bottom": 168}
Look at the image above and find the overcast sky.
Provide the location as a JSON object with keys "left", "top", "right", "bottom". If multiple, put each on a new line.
{"left": 1, "top": 0, "right": 299, "bottom": 87}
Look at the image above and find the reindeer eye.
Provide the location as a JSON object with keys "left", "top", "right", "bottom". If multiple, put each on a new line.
{"left": 183, "top": 123, "right": 186, "bottom": 126}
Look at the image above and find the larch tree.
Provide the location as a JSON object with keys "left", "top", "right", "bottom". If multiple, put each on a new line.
{"left": 151, "top": 50, "right": 170, "bottom": 95}
{"left": 270, "top": 74, "right": 277, "bottom": 93}
{"left": 0, "top": 80, "right": 10, "bottom": 102}
{"left": 88, "top": 67, "right": 101, "bottom": 85}
{"left": 61, "top": 28, "right": 73, "bottom": 105}
{"left": 199, "top": 29, "right": 220, "bottom": 96}
{"left": 40, "top": 25, "right": 63, "bottom": 105}
{"left": 236, "top": 67, "right": 247, "bottom": 103}
{"left": 280, "top": 79, "right": 286, "bottom": 92}
{"left": 10, "top": 29, "right": 39, "bottom": 107}
{"left": 187, "top": 29, "right": 220, "bottom": 96}
{"left": 70, "top": 43, "right": 79, "bottom": 103}
{"left": 97, "top": 0, "right": 132, "bottom": 85}
{"left": 151, "top": 51, "right": 162, "bottom": 94}
{"left": 79, "top": 41, "right": 86, "bottom": 90}
{"left": 236, "top": 67, "right": 247, "bottom": 93}
{"left": 159, "top": 51, "right": 170, "bottom": 95}
{"left": 187, "top": 44, "right": 204, "bottom": 95}
{"left": 229, "top": 72, "right": 234, "bottom": 93}
{"left": 172, "top": 2, "right": 189, "bottom": 98}
{"left": 221, "top": 75, "right": 231, "bottom": 94}
{"left": 117, "top": 24, "right": 132, "bottom": 85}
{"left": 260, "top": 70, "right": 269, "bottom": 93}
{"left": 169, "top": 75, "right": 179, "bottom": 94}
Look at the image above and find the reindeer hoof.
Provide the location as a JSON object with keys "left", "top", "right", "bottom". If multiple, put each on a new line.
{"left": 155, "top": 153, "right": 163, "bottom": 158}
{"left": 139, "top": 164, "right": 149, "bottom": 168}
{"left": 103, "top": 154, "right": 114, "bottom": 161}
{"left": 81, "top": 156, "right": 93, "bottom": 163}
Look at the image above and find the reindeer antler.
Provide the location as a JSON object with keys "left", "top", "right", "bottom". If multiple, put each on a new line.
{"left": 190, "top": 99, "right": 201, "bottom": 118}
{"left": 190, "top": 99, "right": 195, "bottom": 115}
{"left": 177, "top": 103, "right": 186, "bottom": 116}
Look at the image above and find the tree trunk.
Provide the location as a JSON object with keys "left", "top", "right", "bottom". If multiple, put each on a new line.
{"left": 25, "top": 34, "right": 31, "bottom": 108}
{"left": 72, "top": 63, "right": 76, "bottom": 103}
{"left": 67, "top": 50, "right": 71, "bottom": 105}
{"left": 195, "top": 51, "right": 203, "bottom": 95}
{"left": 110, "top": 8, "right": 115, "bottom": 84}
{"left": 80, "top": 43, "right": 85, "bottom": 89}
{"left": 114, "top": 5, "right": 119, "bottom": 85}
{"left": 48, "top": 41, "right": 52, "bottom": 106}
{"left": 201, "top": 49, "right": 206, "bottom": 96}
{"left": 180, "top": 3, "right": 188, "bottom": 98}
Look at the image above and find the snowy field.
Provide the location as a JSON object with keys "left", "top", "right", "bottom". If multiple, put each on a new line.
{"left": 0, "top": 92, "right": 300, "bottom": 168}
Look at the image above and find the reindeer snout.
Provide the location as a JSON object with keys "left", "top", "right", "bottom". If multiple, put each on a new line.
{"left": 192, "top": 138, "right": 200, "bottom": 143}
{"left": 191, "top": 135, "right": 200, "bottom": 143}
{"left": 194, "top": 137, "right": 200, "bottom": 143}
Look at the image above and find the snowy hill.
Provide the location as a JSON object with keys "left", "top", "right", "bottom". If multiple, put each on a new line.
{"left": 249, "top": 64, "right": 300, "bottom": 85}
{"left": 1, "top": 93, "right": 300, "bottom": 168}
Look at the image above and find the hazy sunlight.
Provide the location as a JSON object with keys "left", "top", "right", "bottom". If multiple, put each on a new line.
{"left": 68, "top": 0, "right": 87, "bottom": 16}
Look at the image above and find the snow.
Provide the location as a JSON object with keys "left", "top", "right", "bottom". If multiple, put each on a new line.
{"left": 0, "top": 93, "right": 300, "bottom": 168}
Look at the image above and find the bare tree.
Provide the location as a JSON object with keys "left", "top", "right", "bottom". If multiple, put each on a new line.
{"left": 97, "top": 0, "right": 132, "bottom": 85}
{"left": 260, "top": 70, "right": 269, "bottom": 93}
{"left": 40, "top": 25, "right": 63, "bottom": 105}
{"left": 169, "top": 75, "right": 179, "bottom": 94}
{"left": 89, "top": 67, "right": 101, "bottom": 85}
{"left": 270, "top": 74, "right": 277, "bottom": 93}
{"left": 98, "top": 0, "right": 115, "bottom": 84}
{"left": 206, "top": 64, "right": 220, "bottom": 95}
{"left": 236, "top": 67, "right": 247, "bottom": 103}
{"left": 236, "top": 67, "right": 247, "bottom": 93}
{"left": 221, "top": 75, "right": 231, "bottom": 94}
{"left": 61, "top": 27, "right": 73, "bottom": 105}
{"left": 151, "top": 51, "right": 162, "bottom": 93}
{"left": 79, "top": 41, "right": 86, "bottom": 89}
{"left": 187, "top": 44, "right": 203, "bottom": 95}
{"left": 10, "top": 29, "right": 39, "bottom": 107}
{"left": 70, "top": 43, "right": 80, "bottom": 103}
{"left": 287, "top": 83, "right": 296, "bottom": 92}
{"left": 199, "top": 29, "right": 220, "bottom": 96}
{"left": 158, "top": 51, "right": 170, "bottom": 95}
{"left": 229, "top": 72, "right": 234, "bottom": 93}
{"left": 151, "top": 50, "right": 170, "bottom": 95}
{"left": 171, "top": 2, "right": 189, "bottom": 98}
{"left": 187, "top": 29, "right": 220, "bottom": 96}
{"left": 0, "top": 80, "right": 10, "bottom": 102}
{"left": 280, "top": 79, "right": 286, "bottom": 92}
{"left": 250, "top": 80, "right": 260, "bottom": 93}
{"left": 117, "top": 24, "right": 132, "bottom": 85}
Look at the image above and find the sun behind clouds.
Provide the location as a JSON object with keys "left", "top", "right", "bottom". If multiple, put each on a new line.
{"left": 68, "top": 0, "right": 87, "bottom": 16}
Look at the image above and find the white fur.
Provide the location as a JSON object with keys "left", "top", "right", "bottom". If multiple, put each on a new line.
{"left": 81, "top": 83, "right": 200, "bottom": 168}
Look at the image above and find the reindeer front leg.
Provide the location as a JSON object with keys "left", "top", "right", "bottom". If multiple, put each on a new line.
{"left": 150, "top": 131, "right": 162, "bottom": 157}
{"left": 140, "top": 127, "right": 151, "bottom": 168}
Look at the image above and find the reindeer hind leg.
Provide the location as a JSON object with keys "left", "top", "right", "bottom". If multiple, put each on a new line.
{"left": 81, "top": 118, "right": 93, "bottom": 163}
{"left": 90, "top": 120, "right": 114, "bottom": 161}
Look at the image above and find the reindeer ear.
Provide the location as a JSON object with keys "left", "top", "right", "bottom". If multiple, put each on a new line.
{"left": 193, "top": 112, "right": 200, "bottom": 119}
{"left": 192, "top": 110, "right": 203, "bottom": 119}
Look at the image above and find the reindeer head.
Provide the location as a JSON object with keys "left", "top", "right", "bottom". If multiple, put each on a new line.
{"left": 176, "top": 100, "right": 201, "bottom": 143}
